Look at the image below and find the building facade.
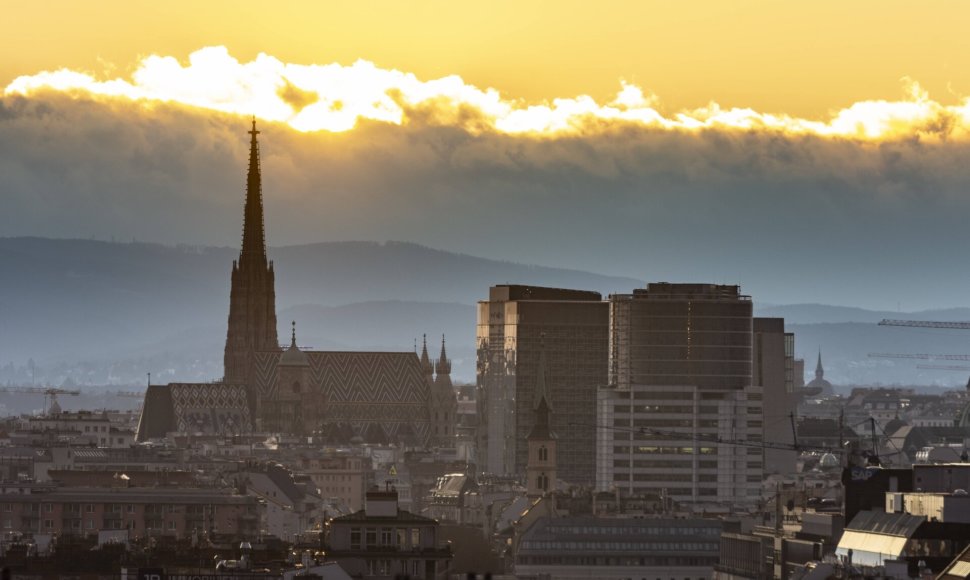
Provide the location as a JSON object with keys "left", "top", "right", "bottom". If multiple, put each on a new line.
{"left": 476, "top": 285, "right": 608, "bottom": 484}
{"left": 0, "top": 482, "right": 259, "bottom": 539}
{"left": 597, "top": 283, "right": 763, "bottom": 509}
{"left": 513, "top": 516, "right": 723, "bottom": 580}
{"left": 325, "top": 488, "right": 452, "bottom": 580}
{"left": 753, "top": 317, "right": 797, "bottom": 474}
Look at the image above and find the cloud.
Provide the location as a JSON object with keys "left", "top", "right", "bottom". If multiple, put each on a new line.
{"left": 4, "top": 50, "right": 970, "bottom": 310}
{"left": 7, "top": 46, "right": 970, "bottom": 140}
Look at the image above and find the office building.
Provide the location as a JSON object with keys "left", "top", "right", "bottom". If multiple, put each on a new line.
{"left": 597, "top": 283, "right": 763, "bottom": 508}
{"left": 476, "top": 285, "right": 608, "bottom": 483}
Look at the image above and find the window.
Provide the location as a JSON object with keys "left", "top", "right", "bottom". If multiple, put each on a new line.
{"left": 168, "top": 521, "right": 176, "bottom": 530}
{"left": 411, "top": 528, "right": 420, "bottom": 547}
{"left": 366, "top": 528, "right": 377, "bottom": 547}
{"left": 86, "top": 504, "right": 95, "bottom": 513}
{"left": 44, "top": 503, "right": 52, "bottom": 513}
{"left": 127, "top": 504, "right": 134, "bottom": 513}
{"left": 397, "top": 528, "right": 407, "bottom": 547}
{"left": 350, "top": 528, "right": 360, "bottom": 550}
{"left": 87, "top": 520, "right": 94, "bottom": 530}
{"left": 538, "top": 446, "right": 548, "bottom": 462}
{"left": 44, "top": 519, "right": 53, "bottom": 529}
{"left": 2, "top": 504, "right": 10, "bottom": 512}
{"left": 380, "top": 528, "right": 392, "bottom": 545}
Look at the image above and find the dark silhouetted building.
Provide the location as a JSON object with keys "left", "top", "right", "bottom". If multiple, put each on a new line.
{"left": 224, "top": 119, "right": 280, "bottom": 386}
{"left": 138, "top": 122, "right": 450, "bottom": 444}
{"left": 476, "top": 285, "right": 608, "bottom": 484}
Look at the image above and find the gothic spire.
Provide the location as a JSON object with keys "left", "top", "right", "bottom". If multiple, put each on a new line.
{"left": 435, "top": 334, "right": 451, "bottom": 376}
{"left": 241, "top": 117, "right": 266, "bottom": 263}
{"left": 816, "top": 349, "right": 824, "bottom": 380}
{"left": 420, "top": 334, "right": 433, "bottom": 376}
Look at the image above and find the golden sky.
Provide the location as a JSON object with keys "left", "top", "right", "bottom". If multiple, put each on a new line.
{"left": 6, "top": 0, "right": 970, "bottom": 118}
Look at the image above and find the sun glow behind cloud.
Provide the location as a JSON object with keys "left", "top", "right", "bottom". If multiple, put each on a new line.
{"left": 6, "top": 46, "right": 970, "bottom": 140}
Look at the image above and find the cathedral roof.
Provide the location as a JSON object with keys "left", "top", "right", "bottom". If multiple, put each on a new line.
{"left": 253, "top": 350, "right": 434, "bottom": 445}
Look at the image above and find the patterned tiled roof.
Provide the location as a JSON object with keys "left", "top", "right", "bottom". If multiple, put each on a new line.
{"left": 254, "top": 351, "right": 433, "bottom": 445}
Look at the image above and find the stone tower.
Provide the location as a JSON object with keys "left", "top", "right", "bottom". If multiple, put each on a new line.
{"left": 430, "top": 335, "right": 458, "bottom": 446}
{"left": 271, "top": 321, "right": 321, "bottom": 434}
{"left": 526, "top": 340, "right": 557, "bottom": 498}
{"left": 224, "top": 119, "right": 280, "bottom": 385}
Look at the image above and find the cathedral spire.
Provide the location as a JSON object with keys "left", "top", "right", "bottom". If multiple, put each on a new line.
{"left": 241, "top": 117, "right": 266, "bottom": 264}
{"left": 816, "top": 349, "right": 824, "bottom": 380}
{"left": 224, "top": 119, "right": 280, "bottom": 384}
{"left": 435, "top": 334, "right": 451, "bottom": 376}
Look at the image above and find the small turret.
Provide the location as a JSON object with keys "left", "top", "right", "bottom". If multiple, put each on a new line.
{"left": 420, "top": 334, "right": 434, "bottom": 378}
{"left": 435, "top": 335, "right": 451, "bottom": 377}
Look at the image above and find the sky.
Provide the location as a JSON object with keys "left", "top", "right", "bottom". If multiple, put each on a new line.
{"left": 5, "top": 1, "right": 970, "bottom": 310}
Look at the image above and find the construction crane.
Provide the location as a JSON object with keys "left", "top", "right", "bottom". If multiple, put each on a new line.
{"left": 0, "top": 386, "right": 81, "bottom": 414}
{"left": 879, "top": 319, "right": 970, "bottom": 330}
{"left": 868, "top": 353, "right": 970, "bottom": 361}
{"left": 916, "top": 364, "right": 970, "bottom": 371}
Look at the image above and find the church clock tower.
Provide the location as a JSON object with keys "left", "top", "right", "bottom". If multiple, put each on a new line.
{"left": 526, "top": 339, "right": 557, "bottom": 499}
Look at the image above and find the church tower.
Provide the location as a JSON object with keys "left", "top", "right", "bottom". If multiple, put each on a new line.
{"left": 224, "top": 119, "right": 280, "bottom": 385}
{"left": 430, "top": 335, "right": 458, "bottom": 446}
{"left": 526, "top": 340, "right": 557, "bottom": 498}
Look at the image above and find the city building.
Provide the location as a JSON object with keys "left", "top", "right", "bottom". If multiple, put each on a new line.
{"left": 805, "top": 351, "right": 834, "bottom": 397}
{"left": 753, "top": 318, "right": 797, "bottom": 474}
{"left": 325, "top": 487, "right": 452, "bottom": 579}
{"left": 513, "top": 516, "right": 723, "bottom": 580}
{"left": 476, "top": 284, "right": 608, "bottom": 484}
{"left": 0, "top": 482, "right": 259, "bottom": 539}
{"left": 597, "top": 283, "right": 763, "bottom": 509}
{"left": 301, "top": 452, "right": 370, "bottom": 512}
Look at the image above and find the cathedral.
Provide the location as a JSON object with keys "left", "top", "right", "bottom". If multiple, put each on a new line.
{"left": 137, "top": 120, "right": 457, "bottom": 447}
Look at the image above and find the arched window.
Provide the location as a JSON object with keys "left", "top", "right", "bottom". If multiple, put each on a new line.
{"left": 537, "top": 473, "right": 548, "bottom": 491}
{"left": 538, "top": 445, "right": 548, "bottom": 462}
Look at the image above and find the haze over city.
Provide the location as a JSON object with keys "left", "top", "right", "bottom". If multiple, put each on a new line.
{"left": 6, "top": 4, "right": 970, "bottom": 579}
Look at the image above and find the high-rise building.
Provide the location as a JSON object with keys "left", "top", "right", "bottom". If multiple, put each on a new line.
{"left": 753, "top": 317, "right": 797, "bottom": 474}
{"left": 597, "top": 283, "right": 763, "bottom": 508}
{"left": 476, "top": 285, "right": 608, "bottom": 484}
{"left": 224, "top": 119, "right": 280, "bottom": 385}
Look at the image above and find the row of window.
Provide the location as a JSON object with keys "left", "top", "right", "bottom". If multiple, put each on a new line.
{"left": 544, "top": 525, "right": 720, "bottom": 537}
{"left": 349, "top": 527, "right": 425, "bottom": 550}
{"left": 521, "top": 540, "right": 719, "bottom": 552}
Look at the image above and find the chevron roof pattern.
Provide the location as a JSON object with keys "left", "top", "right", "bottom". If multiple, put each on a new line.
{"left": 253, "top": 351, "right": 434, "bottom": 445}
{"left": 136, "top": 382, "right": 253, "bottom": 440}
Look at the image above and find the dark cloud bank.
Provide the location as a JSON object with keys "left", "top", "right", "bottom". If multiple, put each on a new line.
{"left": 3, "top": 92, "right": 970, "bottom": 310}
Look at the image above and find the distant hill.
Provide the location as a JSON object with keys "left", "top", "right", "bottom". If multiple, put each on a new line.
{"left": 0, "top": 237, "right": 639, "bottom": 384}
{"left": 3, "top": 237, "right": 970, "bottom": 389}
